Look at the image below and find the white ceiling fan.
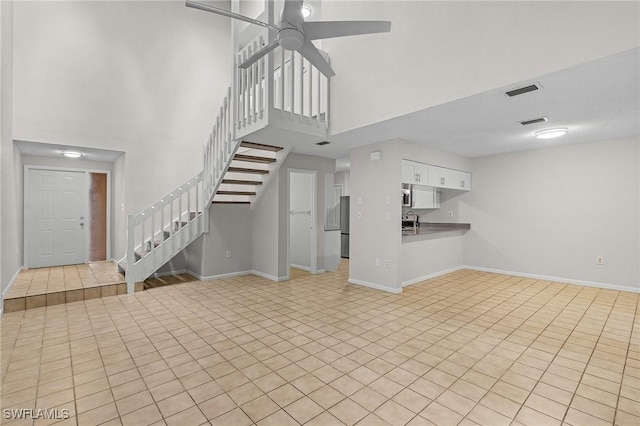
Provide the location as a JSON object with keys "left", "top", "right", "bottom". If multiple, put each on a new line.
{"left": 186, "top": 0, "right": 391, "bottom": 78}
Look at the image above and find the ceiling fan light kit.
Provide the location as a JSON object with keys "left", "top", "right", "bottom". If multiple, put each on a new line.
{"left": 185, "top": 0, "right": 391, "bottom": 78}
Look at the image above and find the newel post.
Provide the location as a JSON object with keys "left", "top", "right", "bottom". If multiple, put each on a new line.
{"left": 126, "top": 214, "right": 136, "bottom": 294}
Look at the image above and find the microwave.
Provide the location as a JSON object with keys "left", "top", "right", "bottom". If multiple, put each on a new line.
{"left": 401, "top": 184, "right": 411, "bottom": 206}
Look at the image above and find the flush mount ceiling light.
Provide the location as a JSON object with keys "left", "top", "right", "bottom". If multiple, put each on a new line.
{"left": 301, "top": 4, "right": 312, "bottom": 18}
{"left": 62, "top": 151, "right": 83, "bottom": 158}
{"left": 535, "top": 128, "right": 568, "bottom": 139}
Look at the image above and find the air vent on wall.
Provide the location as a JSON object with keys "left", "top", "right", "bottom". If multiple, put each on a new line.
{"left": 519, "top": 116, "right": 548, "bottom": 126}
{"left": 505, "top": 84, "right": 539, "bottom": 97}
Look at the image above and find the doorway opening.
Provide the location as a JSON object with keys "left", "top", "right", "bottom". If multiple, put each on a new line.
{"left": 288, "top": 169, "right": 317, "bottom": 276}
{"left": 89, "top": 173, "right": 108, "bottom": 261}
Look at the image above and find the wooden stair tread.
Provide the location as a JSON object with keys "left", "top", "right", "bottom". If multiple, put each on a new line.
{"left": 228, "top": 167, "right": 269, "bottom": 175}
{"left": 240, "top": 141, "right": 283, "bottom": 152}
{"left": 213, "top": 201, "right": 251, "bottom": 204}
{"left": 234, "top": 154, "right": 276, "bottom": 164}
{"left": 222, "top": 179, "right": 262, "bottom": 185}
{"left": 217, "top": 190, "right": 256, "bottom": 196}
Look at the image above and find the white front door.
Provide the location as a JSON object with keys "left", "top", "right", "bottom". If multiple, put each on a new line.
{"left": 28, "top": 169, "right": 87, "bottom": 268}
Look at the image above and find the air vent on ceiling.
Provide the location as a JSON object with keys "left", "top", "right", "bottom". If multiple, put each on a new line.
{"left": 519, "top": 116, "right": 548, "bottom": 126}
{"left": 316, "top": 141, "right": 330, "bottom": 146}
{"left": 505, "top": 84, "right": 539, "bottom": 97}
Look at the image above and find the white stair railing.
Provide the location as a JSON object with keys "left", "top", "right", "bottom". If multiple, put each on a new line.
{"left": 203, "top": 86, "right": 238, "bottom": 207}
{"left": 236, "top": 35, "right": 329, "bottom": 136}
{"left": 125, "top": 174, "right": 205, "bottom": 293}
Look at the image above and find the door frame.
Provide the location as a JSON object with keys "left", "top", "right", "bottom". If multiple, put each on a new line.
{"left": 287, "top": 168, "right": 318, "bottom": 275}
{"left": 24, "top": 165, "right": 112, "bottom": 268}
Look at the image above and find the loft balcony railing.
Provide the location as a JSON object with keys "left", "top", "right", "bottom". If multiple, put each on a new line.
{"left": 236, "top": 35, "right": 330, "bottom": 139}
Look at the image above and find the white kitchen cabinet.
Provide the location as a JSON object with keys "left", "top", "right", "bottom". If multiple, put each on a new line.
{"left": 412, "top": 185, "right": 439, "bottom": 209}
{"left": 402, "top": 160, "right": 429, "bottom": 185}
{"left": 402, "top": 160, "right": 471, "bottom": 191}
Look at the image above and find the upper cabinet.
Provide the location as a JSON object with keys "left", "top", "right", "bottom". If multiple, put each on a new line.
{"left": 402, "top": 160, "right": 425, "bottom": 185}
{"left": 401, "top": 160, "right": 471, "bottom": 191}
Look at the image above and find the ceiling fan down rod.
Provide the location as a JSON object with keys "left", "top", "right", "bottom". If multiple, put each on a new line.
{"left": 185, "top": 0, "right": 279, "bottom": 31}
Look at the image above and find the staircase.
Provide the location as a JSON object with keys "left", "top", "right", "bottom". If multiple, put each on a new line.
{"left": 119, "top": 25, "right": 331, "bottom": 293}
{"left": 213, "top": 141, "right": 286, "bottom": 204}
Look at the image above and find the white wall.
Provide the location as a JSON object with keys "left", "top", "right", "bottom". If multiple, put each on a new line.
{"left": 464, "top": 137, "right": 639, "bottom": 291}
{"left": 185, "top": 204, "right": 253, "bottom": 279}
{"left": 323, "top": 1, "right": 640, "bottom": 134}
{"left": 12, "top": 0, "right": 231, "bottom": 216}
{"left": 335, "top": 171, "right": 350, "bottom": 196}
{"left": 0, "top": 0, "right": 22, "bottom": 305}
{"left": 112, "top": 154, "right": 126, "bottom": 260}
{"left": 349, "top": 139, "right": 402, "bottom": 292}
{"left": 401, "top": 235, "right": 464, "bottom": 286}
{"left": 252, "top": 175, "right": 281, "bottom": 280}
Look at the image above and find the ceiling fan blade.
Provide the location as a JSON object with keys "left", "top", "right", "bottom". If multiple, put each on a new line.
{"left": 239, "top": 40, "right": 280, "bottom": 69}
{"left": 303, "top": 21, "right": 391, "bottom": 40}
{"left": 298, "top": 41, "right": 335, "bottom": 78}
{"left": 186, "top": 1, "right": 278, "bottom": 31}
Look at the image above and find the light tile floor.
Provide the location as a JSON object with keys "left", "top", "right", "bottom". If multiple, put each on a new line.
{"left": 1, "top": 261, "right": 638, "bottom": 426}
{"left": 4, "top": 263, "right": 127, "bottom": 313}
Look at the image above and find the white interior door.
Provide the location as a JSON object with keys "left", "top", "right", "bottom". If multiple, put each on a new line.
{"left": 28, "top": 169, "right": 87, "bottom": 268}
{"left": 289, "top": 171, "right": 314, "bottom": 271}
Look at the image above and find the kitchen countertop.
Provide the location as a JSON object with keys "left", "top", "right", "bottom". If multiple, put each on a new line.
{"left": 402, "top": 222, "right": 470, "bottom": 241}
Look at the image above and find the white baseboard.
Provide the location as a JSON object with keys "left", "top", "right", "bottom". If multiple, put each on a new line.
{"left": 401, "top": 265, "right": 466, "bottom": 287}
{"left": 252, "top": 270, "right": 289, "bottom": 282}
{"left": 1, "top": 267, "right": 25, "bottom": 316}
{"left": 462, "top": 265, "right": 640, "bottom": 294}
{"left": 290, "top": 264, "right": 311, "bottom": 272}
{"left": 290, "top": 265, "right": 326, "bottom": 275}
{"left": 347, "top": 278, "right": 402, "bottom": 294}
{"left": 190, "top": 270, "right": 253, "bottom": 281}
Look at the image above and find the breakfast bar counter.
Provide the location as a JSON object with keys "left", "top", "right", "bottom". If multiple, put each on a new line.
{"left": 402, "top": 222, "right": 470, "bottom": 242}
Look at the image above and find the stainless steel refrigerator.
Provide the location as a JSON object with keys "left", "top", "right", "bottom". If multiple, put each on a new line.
{"left": 340, "top": 196, "right": 350, "bottom": 258}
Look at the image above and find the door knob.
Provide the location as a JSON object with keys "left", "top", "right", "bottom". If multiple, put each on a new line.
{"left": 80, "top": 216, "right": 84, "bottom": 220}
{"left": 80, "top": 223, "right": 85, "bottom": 227}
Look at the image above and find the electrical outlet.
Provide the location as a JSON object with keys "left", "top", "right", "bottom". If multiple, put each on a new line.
{"left": 385, "top": 211, "right": 390, "bottom": 220}
{"left": 226, "top": 250, "right": 231, "bottom": 258}
{"left": 357, "top": 212, "right": 362, "bottom": 220}
{"left": 385, "top": 195, "right": 391, "bottom": 205}
{"left": 384, "top": 259, "right": 390, "bottom": 268}
{"left": 596, "top": 256, "right": 604, "bottom": 265}
{"left": 449, "top": 210, "right": 454, "bottom": 217}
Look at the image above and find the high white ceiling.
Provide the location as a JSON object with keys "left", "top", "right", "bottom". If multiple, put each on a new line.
{"left": 15, "top": 46, "right": 638, "bottom": 167}
{"left": 304, "top": 47, "right": 639, "bottom": 162}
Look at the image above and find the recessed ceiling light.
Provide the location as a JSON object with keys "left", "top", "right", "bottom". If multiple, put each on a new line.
{"left": 301, "top": 4, "right": 312, "bottom": 18}
{"left": 62, "top": 151, "right": 83, "bottom": 158}
{"left": 535, "top": 128, "right": 568, "bottom": 139}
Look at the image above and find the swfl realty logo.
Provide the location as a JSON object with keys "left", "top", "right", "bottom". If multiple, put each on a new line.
{"left": 3, "top": 408, "right": 70, "bottom": 420}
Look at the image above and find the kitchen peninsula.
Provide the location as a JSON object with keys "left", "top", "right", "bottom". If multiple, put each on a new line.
{"left": 402, "top": 222, "right": 471, "bottom": 241}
